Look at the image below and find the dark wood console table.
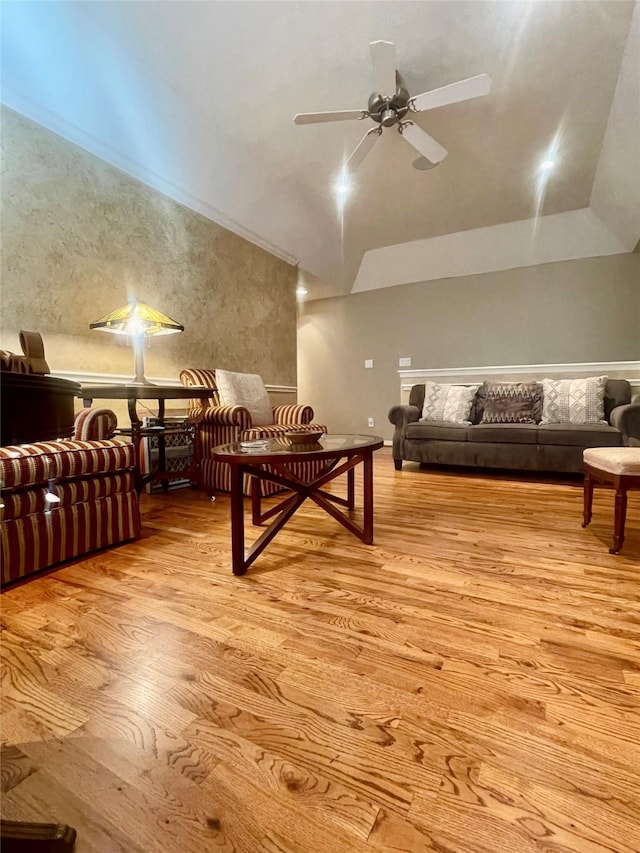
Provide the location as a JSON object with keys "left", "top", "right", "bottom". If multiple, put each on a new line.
{"left": 1, "top": 372, "right": 80, "bottom": 445}
{"left": 79, "top": 384, "right": 213, "bottom": 490}
{"left": 212, "top": 434, "right": 383, "bottom": 575}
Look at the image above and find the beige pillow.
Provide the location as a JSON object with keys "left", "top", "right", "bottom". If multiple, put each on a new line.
{"left": 216, "top": 370, "right": 274, "bottom": 426}
{"left": 540, "top": 376, "right": 607, "bottom": 425}
{"left": 421, "top": 382, "right": 480, "bottom": 424}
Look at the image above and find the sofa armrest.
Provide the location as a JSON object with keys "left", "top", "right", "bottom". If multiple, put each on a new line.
{"left": 272, "top": 404, "right": 314, "bottom": 425}
{"left": 388, "top": 404, "right": 421, "bottom": 465}
{"left": 388, "top": 404, "right": 421, "bottom": 428}
{"left": 609, "top": 403, "right": 640, "bottom": 446}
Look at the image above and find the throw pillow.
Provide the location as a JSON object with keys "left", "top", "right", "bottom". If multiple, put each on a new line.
{"left": 421, "top": 382, "right": 480, "bottom": 424}
{"left": 479, "top": 381, "right": 542, "bottom": 424}
{"left": 215, "top": 370, "right": 274, "bottom": 426}
{"left": 540, "top": 376, "right": 607, "bottom": 425}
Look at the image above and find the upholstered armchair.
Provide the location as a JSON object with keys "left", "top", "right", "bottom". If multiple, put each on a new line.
{"left": 180, "top": 368, "right": 325, "bottom": 496}
{"left": 1, "top": 408, "right": 140, "bottom": 586}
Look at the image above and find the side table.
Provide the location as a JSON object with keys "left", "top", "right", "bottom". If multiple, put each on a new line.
{"left": 79, "top": 384, "right": 213, "bottom": 492}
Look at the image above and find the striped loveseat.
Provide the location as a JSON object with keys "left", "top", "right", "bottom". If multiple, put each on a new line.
{"left": 1, "top": 408, "right": 140, "bottom": 586}
{"left": 180, "top": 368, "right": 325, "bottom": 497}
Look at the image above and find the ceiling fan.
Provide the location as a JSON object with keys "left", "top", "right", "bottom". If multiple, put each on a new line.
{"left": 294, "top": 41, "right": 491, "bottom": 173}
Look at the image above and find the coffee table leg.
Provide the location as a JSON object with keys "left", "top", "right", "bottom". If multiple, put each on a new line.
{"left": 230, "top": 463, "right": 246, "bottom": 575}
{"left": 363, "top": 450, "right": 374, "bottom": 544}
{"left": 347, "top": 466, "right": 355, "bottom": 510}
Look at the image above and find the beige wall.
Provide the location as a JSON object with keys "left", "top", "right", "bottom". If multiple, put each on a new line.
{"left": 1, "top": 107, "right": 298, "bottom": 396}
{"left": 298, "top": 254, "right": 640, "bottom": 440}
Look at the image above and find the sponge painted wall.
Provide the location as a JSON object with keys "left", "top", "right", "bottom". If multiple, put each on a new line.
{"left": 1, "top": 107, "right": 297, "bottom": 387}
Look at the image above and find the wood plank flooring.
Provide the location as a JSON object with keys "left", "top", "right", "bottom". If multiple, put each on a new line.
{"left": 2, "top": 448, "right": 639, "bottom": 852}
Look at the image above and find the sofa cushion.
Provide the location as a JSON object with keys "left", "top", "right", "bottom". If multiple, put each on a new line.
{"left": 537, "top": 423, "right": 621, "bottom": 447}
{"left": 479, "top": 381, "right": 542, "bottom": 424}
{"left": 407, "top": 421, "right": 469, "bottom": 441}
{"left": 540, "top": 376, "right": 607, "bottom": 425}
{"left": 0, "top": 439, "right": 136, "bottom": 490}
{"left": 421, "top": 382, "right": 480, "bottom": 424}
{"left": 469, "top": 423, "right": 539, "bottom": 444}
{"left": 216, "top": 370, "right": 274, "bottom": 426}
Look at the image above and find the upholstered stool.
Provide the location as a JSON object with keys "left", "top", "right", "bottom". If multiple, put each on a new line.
{"left": 583, "top": 448, "right": 640, "bottom": 554}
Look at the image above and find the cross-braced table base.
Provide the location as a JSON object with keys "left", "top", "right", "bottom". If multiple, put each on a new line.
{"left": 227, "top": 446, "right": 377, "bottom": 575}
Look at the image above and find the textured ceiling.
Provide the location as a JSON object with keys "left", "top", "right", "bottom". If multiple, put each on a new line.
{"left": 1, "top": 0, "right": 637, "bottom": 296}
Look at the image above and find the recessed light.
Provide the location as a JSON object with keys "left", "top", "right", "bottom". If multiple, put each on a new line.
{"left": 296, "top": 286, "right": 308, "bottom": 298}
{"left": 539, "top": 158, "right": 556, "bottom": 172}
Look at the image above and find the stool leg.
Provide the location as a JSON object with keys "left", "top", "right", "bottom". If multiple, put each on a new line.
{"left": 582, "top": 471, "right": 593, "bottom": 527}
{"left": 610, "top": 488, "right": 627, "bottom": 555}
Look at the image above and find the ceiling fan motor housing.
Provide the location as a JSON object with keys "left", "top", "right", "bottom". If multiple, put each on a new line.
{"left": 367, "top": 85, "right": 410, "bottom": 126}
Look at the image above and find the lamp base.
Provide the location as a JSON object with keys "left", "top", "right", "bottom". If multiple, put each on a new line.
{"left": 132, "top": 339, "right": 154, "bottom": 386}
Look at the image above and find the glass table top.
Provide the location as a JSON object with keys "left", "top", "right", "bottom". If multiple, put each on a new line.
{"left": 211, "top": 433, "right": 383, "bottom": 460}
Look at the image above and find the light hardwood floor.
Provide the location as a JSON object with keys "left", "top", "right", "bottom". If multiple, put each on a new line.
{"left": 2, "top": 447, "right": 639, "bottom": 852}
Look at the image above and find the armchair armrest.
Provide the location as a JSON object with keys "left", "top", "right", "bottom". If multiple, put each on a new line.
{"left": 388, "top": 404, "right": 421, "bottom": 468}
{"left": 73, "top": 408, "right": 118, "bottom": 440}
{"left": 272, "top": 404, "right": 314, "bottom": 425}
{"left": 610, "top": 403, "right": 640, "bottom": 447}
{"left": 194, "top": 404, "right": 253, "bottom": 431}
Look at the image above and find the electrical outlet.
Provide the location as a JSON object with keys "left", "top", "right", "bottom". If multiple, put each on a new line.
{"left": 367, "top": 417, "right": 374, "bottom": 428}
{"left": 399, "top": 357, "right": 412, "bottom": 367}
{"left": 364, "top": 359, "right": 373, "bottom": 369}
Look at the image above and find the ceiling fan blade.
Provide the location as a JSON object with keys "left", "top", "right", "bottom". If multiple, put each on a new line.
{"left": 399, "top": 122, "right": 448, "bottom": 164}
{"left": 294, "top": 109, "right": 367, "bottom": 125}
{"left": 369, "top": 40, "right": 397, "bottom": 96}
{"left": 345, "top": 128, "right": 382, "bottom": 173}
{"left": 410, "top": 73, "right": 492, "bottom": 113}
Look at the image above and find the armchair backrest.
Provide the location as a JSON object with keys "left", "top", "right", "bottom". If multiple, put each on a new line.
{"left": 180, "top": 368, "right": 220, "bottom": 410}
{"left": 180, "top": 368, "right": 281, "bottom": 427}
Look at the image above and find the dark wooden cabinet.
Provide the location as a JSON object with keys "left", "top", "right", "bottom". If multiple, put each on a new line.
{"left": 1, "top": 373, "right": 80, "bottom": 445}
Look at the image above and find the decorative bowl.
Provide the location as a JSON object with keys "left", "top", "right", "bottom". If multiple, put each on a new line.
{"left": 284, "top": 429, "right": 324, "bottom": 445}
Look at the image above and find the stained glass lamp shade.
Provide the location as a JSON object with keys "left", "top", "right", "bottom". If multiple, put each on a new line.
{"left": 90, "top": 301, "right": 184, "bottom": 385}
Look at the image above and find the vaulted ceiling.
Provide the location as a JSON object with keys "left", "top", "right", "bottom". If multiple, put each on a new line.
{"left": 2, "top": 1, "right": 638, "bottom": 299}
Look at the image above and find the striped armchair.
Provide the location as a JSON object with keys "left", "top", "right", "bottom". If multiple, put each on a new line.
{"left": 1, "top": 408, "right": 140, "bottom": 586}
{"left": 180, "top": 368, "right": 325, "bottom": 497}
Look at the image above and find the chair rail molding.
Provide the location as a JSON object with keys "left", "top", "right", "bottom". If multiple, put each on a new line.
{"left": 51, "top": 370, "right": 297, "bottom": 396}
{"left": 399, "top": 360, "right": 640, "bottom": 400}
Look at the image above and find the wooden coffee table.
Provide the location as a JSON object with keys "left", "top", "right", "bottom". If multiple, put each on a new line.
{"left": 211, "top": 434, "right": 383, "bottom": 575}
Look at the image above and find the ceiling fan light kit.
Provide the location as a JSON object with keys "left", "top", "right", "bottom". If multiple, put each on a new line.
{"left": 293, "top": 40, "right": 491, "bottom": 175}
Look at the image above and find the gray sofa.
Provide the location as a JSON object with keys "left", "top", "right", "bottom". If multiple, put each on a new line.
{"left": 389, "top": 378, "right": 640, "bottom": 474}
